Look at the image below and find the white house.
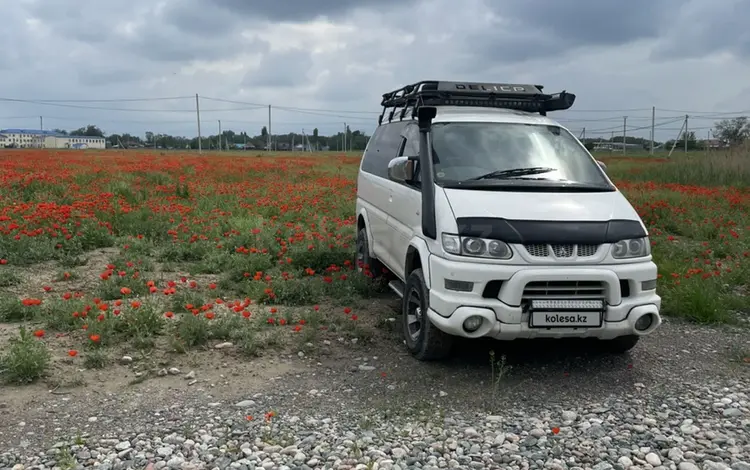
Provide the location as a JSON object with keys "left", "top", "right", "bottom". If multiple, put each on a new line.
{"left": 0, "top": 129, "right": 50, "bottom": 148}
{"left": 43, "top": 134, "right": 106, "bottom": 149}
{"left": 0, "top": 129, "right": 106, "bottom": 149}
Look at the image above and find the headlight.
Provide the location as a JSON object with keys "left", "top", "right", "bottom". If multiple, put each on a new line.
{"left": 611, "top": 237, "right": 650, "bottom": 259}
{"left": 441, "top": 233, "right": 512, "bottom": 259}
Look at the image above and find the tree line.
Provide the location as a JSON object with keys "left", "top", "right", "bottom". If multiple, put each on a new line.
{"left": 52, "top": 125, "right": 370, "bottom": 151}
{"left": 52, "top": 116, "right": 750, "bottom": 153}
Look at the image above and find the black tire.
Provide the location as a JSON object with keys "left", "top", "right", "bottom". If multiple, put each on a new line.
{"left": 402, "top": 268, "right": 453, "bottom": 361}
{"left": 356, "top": 227, "right": 385, "bottom": 279}
{"left": 600, "top": 335, "right": 640, "bottom": 354}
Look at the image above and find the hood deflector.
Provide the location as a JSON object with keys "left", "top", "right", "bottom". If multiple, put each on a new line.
{"left": 455, "top": 218, "right": 646, "bottom": 244}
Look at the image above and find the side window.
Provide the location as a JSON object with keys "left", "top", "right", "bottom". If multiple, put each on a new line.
{"left": 360, "top": 127, "right": 385, "bottom": 175}
{"left": 361, "top": 121, "right": 408, "bottom": 179}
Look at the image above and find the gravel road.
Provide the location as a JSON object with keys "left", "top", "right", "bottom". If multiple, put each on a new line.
{"left": 1, "top": 317, "right": 748, "bottom": 470}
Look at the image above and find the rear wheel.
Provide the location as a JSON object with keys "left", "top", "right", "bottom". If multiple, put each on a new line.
{"left": 600, "top": 335, "right": 640, "bottom": 354}
{"left": 402, "top": 268, "right": 453, "bottom": 361}
{"left": 356, "top": 227, "right": 384, "bottom": 278}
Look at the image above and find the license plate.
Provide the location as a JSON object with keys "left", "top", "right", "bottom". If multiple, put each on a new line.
{"left": 529, "top": 311, "right": 602, "bottom": 328}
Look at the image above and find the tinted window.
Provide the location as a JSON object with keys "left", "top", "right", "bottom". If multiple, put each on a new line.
{"left": 361, "top": 121, "right": 408, "bottom": 178}
{"left": 430, "top": 122, "right": 609, "bottom": 186}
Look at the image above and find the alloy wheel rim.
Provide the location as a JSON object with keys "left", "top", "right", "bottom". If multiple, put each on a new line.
{"left": 406, "top": 286, "right": 422, "bottom": 341}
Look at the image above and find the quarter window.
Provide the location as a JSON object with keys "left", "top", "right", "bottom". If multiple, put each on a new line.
{"left": 360, "top": 121, "right": 408, "bottom": 179}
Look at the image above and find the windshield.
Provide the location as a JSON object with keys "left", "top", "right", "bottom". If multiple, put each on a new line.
{"left": 430, "top": 122, "right": 611, "bottom": 187}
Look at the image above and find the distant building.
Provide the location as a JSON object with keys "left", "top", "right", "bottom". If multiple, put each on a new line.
{"left": 0, "top": 129, "right": 55, "bottom": 148}
{"left": 592, "top": 141, "right": 645, "bottom": 152}
{"left": 702, "top": 138, "right": 727, "bottom": 149}
{"left": 0, "top": 129, "right": 106, "bottom": 149}
{"left": 44, "top": 134, "right": 106, "bottom": 149}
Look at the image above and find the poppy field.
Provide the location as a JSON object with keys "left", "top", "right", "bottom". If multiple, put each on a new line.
{"left": 0, "top": 148, "right": 748, "bottom": 385}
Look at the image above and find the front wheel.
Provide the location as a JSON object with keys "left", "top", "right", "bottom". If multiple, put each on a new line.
{"left": 600, "top": 335, "right": 640, "bottom": 354}
{"left": 402, "top": 268, "right": 453, "bottom": 361}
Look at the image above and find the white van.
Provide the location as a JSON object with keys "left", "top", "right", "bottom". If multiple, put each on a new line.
{"left": 355, "top": 81, "right": 662, "bottom": 361}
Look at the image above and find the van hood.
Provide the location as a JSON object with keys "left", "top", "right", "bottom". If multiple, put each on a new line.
{"left": 442, "top": 187, "right": 641, "bottom": 222}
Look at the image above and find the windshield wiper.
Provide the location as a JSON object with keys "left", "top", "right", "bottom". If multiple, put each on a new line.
{"left": 467, "top": 166, "right": 558, "bottom": 181}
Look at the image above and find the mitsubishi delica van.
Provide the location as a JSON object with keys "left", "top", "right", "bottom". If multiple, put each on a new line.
{"left": 355, "top": 80, "right": 662, "bottom": 361}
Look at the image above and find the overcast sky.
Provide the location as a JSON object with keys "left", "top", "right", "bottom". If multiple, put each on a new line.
{"left": 1, "top": 0, "right": 749, "bottom": 141}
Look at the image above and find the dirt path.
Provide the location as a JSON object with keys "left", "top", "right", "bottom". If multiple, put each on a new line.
{"left": 1, "top": 313, "right": 747, "bottom": 453}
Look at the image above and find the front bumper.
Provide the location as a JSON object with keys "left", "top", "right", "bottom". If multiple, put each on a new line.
{"left": 428, "top": 254, "right": 662, "bottom": 340}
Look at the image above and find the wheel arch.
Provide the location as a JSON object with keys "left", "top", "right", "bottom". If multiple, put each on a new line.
{"left": 405, "top": 237, "right": 432, "bottom": 289}
{"left": 356, "top": 209, "right": 375, "bottom": 258}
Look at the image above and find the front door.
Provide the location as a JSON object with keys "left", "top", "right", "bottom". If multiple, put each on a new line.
{"left": 386, "top": 123, "right": 423, "bottom": 281}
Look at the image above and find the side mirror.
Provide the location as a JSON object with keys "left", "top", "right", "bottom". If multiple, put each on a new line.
{"left": 388, "top": 156, "right": 416, "bottom": 183}
{"left": 597, "top": 160, "right": 607, "bottom": 172}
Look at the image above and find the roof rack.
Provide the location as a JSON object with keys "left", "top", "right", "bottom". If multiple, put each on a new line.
{"left": 378, "top": 80, "right": 575, "bottom": 125}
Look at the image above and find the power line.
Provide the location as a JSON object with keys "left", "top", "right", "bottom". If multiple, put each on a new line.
{"left": 655, "top": 107, "right": 750, "bottom": 115}
{"left": 272, "top": 107, "right": 374, "bottom": 120}
{"left": 0, "top": 97, "right": 265, "bottom": 113}
{"left": 4, "top": 93, "right": 750, "bottom": 117}
{"left": 197, "top": 96, "right": 380, "bottom": 115}
{"left": 14, "top": 96, "right": 194, "bottom": 103}
{"left": 3, "top": 93, "right": 750, "bottom": 146}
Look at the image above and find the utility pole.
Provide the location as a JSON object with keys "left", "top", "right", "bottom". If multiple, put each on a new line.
{"left": 343, "top": 123, "right": 347, "bottom": 152}
{"left": 668, "top": 118, "right": 686, "bottom": 157}
{"left": 39, "top": 116, "right": 43, "bottom": 148}
{"left": 196, "top": 94, "right": 202, "bottom": 154}
{"left": 706, "top": 130, "right": 710, "bottom": 156}
{"left": 267, "top": 105, "right": 272, "bottom": 151}
{"left": 684, "top": 114, "right": 689, "bottom": 153}
{"left": 218, "top": 120, "right": 222, "bottom": 151}
{"left": 650, "top": 106, "right": 655, "bottom": 155}
{"left": 622, "top": 116, "right": 627, "bottom": 156}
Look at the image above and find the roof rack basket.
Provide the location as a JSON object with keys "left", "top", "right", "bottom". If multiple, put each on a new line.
{"left": 378, "top": 80, "right": 575, "bottom": 125}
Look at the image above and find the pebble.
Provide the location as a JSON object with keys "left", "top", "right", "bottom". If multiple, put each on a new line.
{"left": 1, "top": 378, "right": 748, "bottom": 470}
{"left": 646, "top": 452, "right": 662, "bottom": 466}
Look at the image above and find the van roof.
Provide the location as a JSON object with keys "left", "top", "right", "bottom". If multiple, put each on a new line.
{"left": 432, "top": 106, "right": 559, "bottom": 126}
{"left": 378, "top": 106, "right": 562, "bottom": 127}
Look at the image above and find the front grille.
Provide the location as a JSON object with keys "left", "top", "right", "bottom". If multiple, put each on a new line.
{"left": 525, "top": 244, "right": 550, "bottom": 257}
{"left": 522, "top": 280, "right": 606, "bottom": 300}
{"left": 523, "top": 244, "right": 600, "bottom": 258}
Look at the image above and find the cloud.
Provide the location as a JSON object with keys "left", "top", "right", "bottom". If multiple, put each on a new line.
{"left": 202, "top": 0, "right": 417, "bottom": 22}
{"left": 243, "top": 49, "right": 315, "bottom": 88}
{"left": 458, "top": 0, "right": 683, "bottom": 68}
{"left": 0, "top": 0, "right": 748, "bottom": 140}
{"left": 77, "top": 69, "right": 144, "bottom": 87}
{"left": 650, "top": 0, "right": 750, "bottom": 60}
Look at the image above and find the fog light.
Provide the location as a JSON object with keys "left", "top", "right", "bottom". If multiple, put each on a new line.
{"left": 641, "top": 279, "right": 657, "bottom": 291}
{"left": 445, "top": 279, "right": 474, "bottom": 292}
{"left": 463, "top": 315, "right": 484, "bottom": 332}
{"left": 634, "top": 313, "right": 653, "bottom": 331}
